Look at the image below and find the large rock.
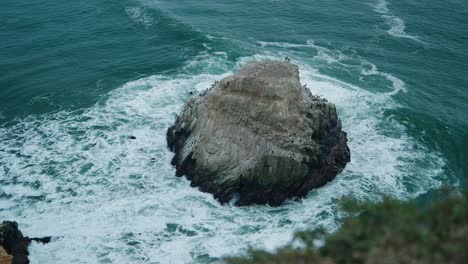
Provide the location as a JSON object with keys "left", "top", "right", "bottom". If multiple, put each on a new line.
{"left": 167, "top": 60, "right": 350, "bottom": 206}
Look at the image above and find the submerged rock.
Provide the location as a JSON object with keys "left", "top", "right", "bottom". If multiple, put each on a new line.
{"left": 167, "top": 60, "right": 350, "bottom": 206}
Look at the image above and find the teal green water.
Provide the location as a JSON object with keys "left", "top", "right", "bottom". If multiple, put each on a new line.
{"left": 0, "top": 0, "right": 467, "bottom": 262}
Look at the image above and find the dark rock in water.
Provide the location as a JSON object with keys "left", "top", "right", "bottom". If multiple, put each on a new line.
{"left": 0, "top": 221, "right": 29, "bottom": 264}
{"left": 26, "top": 237, "right": 51, "bottom": 245}
{"left": 128, "top": 136, "right": 137, "bottom": 140}
{"left": 0, "top": 221, "right": 52, "bottom": 264}
{"left": 167, "top": 60, "right": 350, "bottom": 206}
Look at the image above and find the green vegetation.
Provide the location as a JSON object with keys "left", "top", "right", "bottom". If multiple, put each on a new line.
{"left": 225, "top": 190, "right": 468, "bottom": 264}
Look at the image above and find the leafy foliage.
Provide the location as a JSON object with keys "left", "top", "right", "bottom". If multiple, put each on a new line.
{"left": 225, "top": 190, "right": 468, "bottom": 264}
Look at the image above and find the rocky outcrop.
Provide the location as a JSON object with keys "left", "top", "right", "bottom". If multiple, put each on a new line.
{"left": 0, "top": 221, "right": 28, "bottom": 264}
{"left": 167, "top": 60, "right": 350, "bottom": 206}
{"left": 0, "top": 221, "right": 51, "bottom": 264}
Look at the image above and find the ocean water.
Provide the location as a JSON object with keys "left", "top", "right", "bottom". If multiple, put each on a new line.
{"left": 0, "top": 0, "right": 467, "bottom": 263}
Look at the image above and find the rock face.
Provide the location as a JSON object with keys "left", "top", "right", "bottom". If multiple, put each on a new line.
{"left": 0, "top": 221, "right": 28, "bottom": 264}
{"left": 167, "top": 60, "right": 350, "bottom": 206}
{"left": 0, "top": 221, "right": 52, "bottom": 264}
{"left": 0, "top": 246, "right": 13, "bottom": 264}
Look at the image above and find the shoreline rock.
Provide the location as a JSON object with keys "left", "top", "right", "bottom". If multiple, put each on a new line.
{"left": 167, "top": 60, "right": 350, "bottom": 206}
{"left": 0, "top": 221, "right": 51, "bottom": 264}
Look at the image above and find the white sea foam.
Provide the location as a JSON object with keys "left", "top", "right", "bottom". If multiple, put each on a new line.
{"left": 258, "top": 40, "right": 347, "bottom": 64}
{"left": 258, "top": 41, "right": 313, "bottom": 49}
{"left": 373, "top": 0, "right": 389, "bottom": 14}
{"left": 258, "top": 40, "right": 327, "bottom": 53}
{"left": 0, "top": 53, "right": 449, "bottom": 263}
{"left": 360, "top": 62, "right": 406, "bottom": 95}
{"left": 372, "top": 0, "right": 420, "bottom": 41}
{"left": 125, "top": 6, "right": 156, "bottom": 28}
{"left": 257, "top": 39, "right": 406, "bottom": 95}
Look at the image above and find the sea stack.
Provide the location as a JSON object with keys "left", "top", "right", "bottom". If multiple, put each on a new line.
{"left": 167, "top": 60, "right": 350, "bottom": 206}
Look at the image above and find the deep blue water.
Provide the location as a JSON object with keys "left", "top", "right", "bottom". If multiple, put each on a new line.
{"left": 0, "top": 0, "right": 467, "bottom": 263}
